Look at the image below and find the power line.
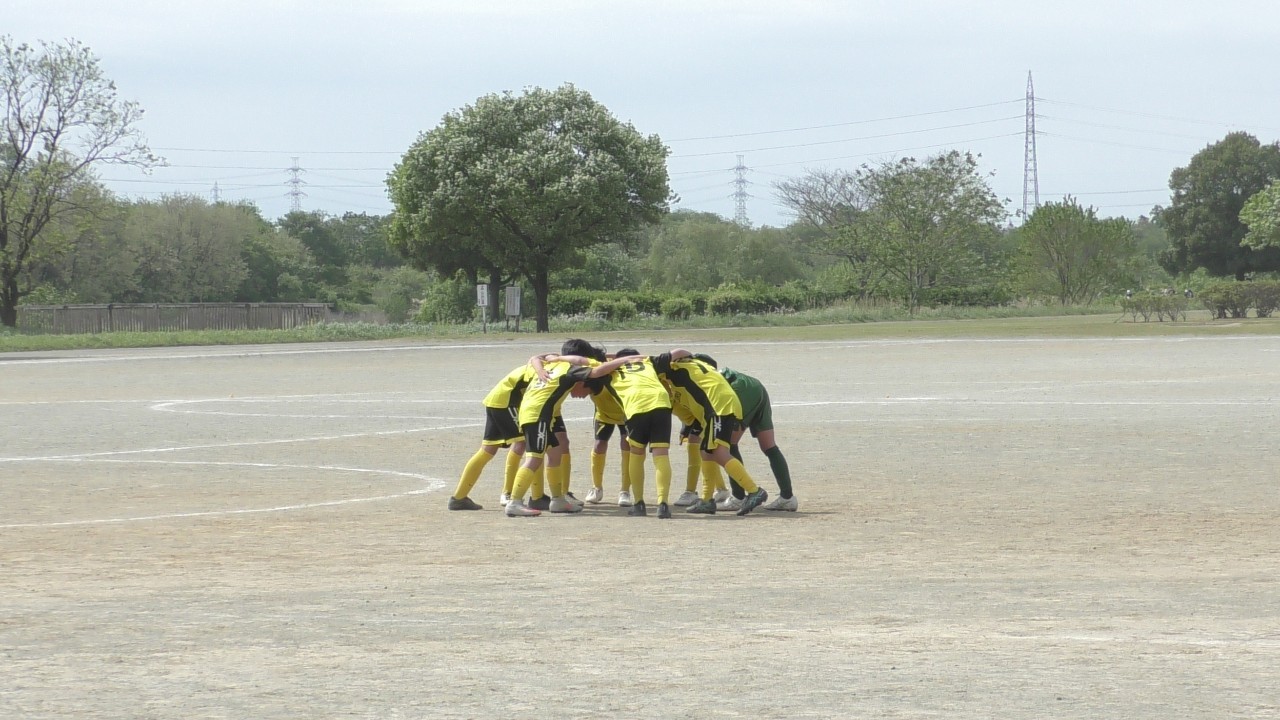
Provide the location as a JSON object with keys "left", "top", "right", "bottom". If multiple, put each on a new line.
{"left": 667, "top": 99, "right": 1023, "bottom": 142}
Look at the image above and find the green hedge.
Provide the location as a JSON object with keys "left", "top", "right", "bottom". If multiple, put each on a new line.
{"left": 1120, "top": 293, "right": 1188, "bottom": 322}
{"left": 1198, "top": 280, "right": 1280, "bottom": 319}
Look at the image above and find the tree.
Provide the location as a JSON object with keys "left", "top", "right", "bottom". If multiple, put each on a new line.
{"left": 1240, "top": 180, "right": 1280, "bottom": 251}
{"left": 122, "top": 196, "right": 253, "bottom": 302}
{"left": 1158, "top": 132, "right": 1280, "bottom": 280}
{"left": 387, "top": 84, "right": 671, "bottom": 331}
{"left": 1018, "top": 198, "right": 1139, "bottom": 305}
{"left": 1, "top": 37, "right": 157, "bottom": 326}
{"left": 783, "top": 151, "right": 1003, "bottom": 308}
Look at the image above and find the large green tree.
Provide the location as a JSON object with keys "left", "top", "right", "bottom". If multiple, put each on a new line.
{"left": 790, "top": 152, "right": 1005, "bottom": 311}
{"left": 387, "top": 84, "right": 671, "bottom": 331}
{"left": 1018, "top": 198, "right": 1139, "bottom": 305}
{"left": 122, "top": 196, "right": 255, "bottom": 302}
{"left": 1, "top": 36, "right": 157, "bottom": 326}
{"left": 1158, "top": 132, "right": 1280, "bottom": 280}
{"left": 1240, "top": 180, "right": 1280, "bottom": 251}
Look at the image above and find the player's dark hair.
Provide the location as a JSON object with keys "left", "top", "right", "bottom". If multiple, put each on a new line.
{"left": 615, "top": 347, "right": 641, "bottom": 357}
{"left": 561, "top": 338, "right": 605, "bottom": 361}
{"left": 692, "top": 352, "right": 718, "bottom": 368}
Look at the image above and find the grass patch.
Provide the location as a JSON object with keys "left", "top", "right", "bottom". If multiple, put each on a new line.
{"left": 5, "top": 303, "right": 1280, "bottom": 353}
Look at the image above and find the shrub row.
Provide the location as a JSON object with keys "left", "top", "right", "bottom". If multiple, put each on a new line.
{"left": 1120, "top": 293, "right": 1188, "bottom": 322}
{"left": 1199, "top": 280, "right": 1280, "bottom": 319}
{"left": 547, "top": 282, "right": 865, "bottom": 320}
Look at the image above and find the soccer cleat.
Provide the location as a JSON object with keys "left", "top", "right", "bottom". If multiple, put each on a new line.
{"left": 565, "top": 492, "right": 585, "bottom": 509}
{"left": 673, "top": 491, "right": 699, "bottom": 506}
{"left": 447, "top": 496, "right": 483, "bottom": 511}
{"left": 686, "top": 499, "right": 716, "bottom": 514}
{"left": 716, "top": 495, "right": 743, "bottom": 511}
{"left": 528, "top": 495, "right": 551, "bottom": 511}
{"left": 736, "top": 488, "right": 769, "bottom": 516}
{"left": 618, "top": 491, "right": 634, "bottom": 507}
{"left": 712, "top": 488, "right": 732, "bottom": 503}
{"left": 764, "top": 494, "right": 798, "bottom": 512}
{"left": 499, "top": 493, "right": 512, "bottom": 506}
{"left": 505, "top": 500, "right": 541, "bottom": 517}
{"left": 627, "top": 500, "right": 648, "bottom": 517}
{"left": 584, "top": 486, "right": 604, "bottom": 504}
{"left": 656, "top": 502, "right": 672, "bottom": 519}
{"left": 549, "top": 496, "right": 584, "bottom": 513}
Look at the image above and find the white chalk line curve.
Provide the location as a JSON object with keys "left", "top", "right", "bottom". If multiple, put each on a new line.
{"left": 0, "top": 458, "right": 448, "bottom": 529}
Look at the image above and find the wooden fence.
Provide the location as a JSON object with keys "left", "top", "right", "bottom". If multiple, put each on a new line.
{"left": 16, "top": 303, "right": 332, "bottom": 334}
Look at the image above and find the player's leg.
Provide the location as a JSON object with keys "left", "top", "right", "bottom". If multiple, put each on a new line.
{"left": 703, "top": 415, "right": 767, "bottom": 516}
{"left": 547, "top": 441, "right": 583, "bottom": 513}
{"left": 617, "top": 428, "right": 634, "bottom": 506}
{"left": 647, "top": 410, "right": 674, "bottom": 518}
{"left": 507, "top": 421, "right": 552, "bottom": 517}
{"left": 451, "top": 407, "right": 518, "bottom": 510}
{"left": 588, "top": 420, "right": 611, "bottom": 503}
{"left": 450, "top": 443, "right": 496, "bottom": 510}
{"left": 673, "top": 424, "right": 701, "bottom": 506}
{"left": 501, "top": 440, "right": 524, "bottom": 504}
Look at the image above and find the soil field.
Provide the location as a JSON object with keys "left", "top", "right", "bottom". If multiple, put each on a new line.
{"left": 2, "top": 330, "right": 1277, "bottom": 719}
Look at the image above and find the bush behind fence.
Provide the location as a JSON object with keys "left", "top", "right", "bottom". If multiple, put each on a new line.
{"left": 17, "top": 303, "right": 332, "bottom": 334}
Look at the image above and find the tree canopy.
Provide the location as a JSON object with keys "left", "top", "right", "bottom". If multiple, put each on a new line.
{"left": 386, "top": 84, "right": 671, "bottom": 331}
{"left": 1018, "top": 198, "right": 1139, "bottom": 305}
{"left": 777, "top": 152, "right": 1006, "bottom": 310}
{"left": 1158, "top": 132, "right": 1280, "bottom": 280}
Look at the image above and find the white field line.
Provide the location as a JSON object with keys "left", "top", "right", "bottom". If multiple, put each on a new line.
{"left": 0, "top": 459, "right": 446, "bottom": 529}
{"left": 0, "top": 422, "right": 481, "bottom": 463}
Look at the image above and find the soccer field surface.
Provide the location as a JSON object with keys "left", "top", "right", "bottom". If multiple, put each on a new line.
{"left": 3, "top": 330, "right": 1277, "bottom": 719}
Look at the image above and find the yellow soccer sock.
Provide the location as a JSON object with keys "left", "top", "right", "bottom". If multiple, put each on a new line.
{"left": 701, "top": 461, "right": 724, "bottom": 501}
{"left": 591, "top": 451, "right": 606, "bottom": 489}
{"left": 620, "top": 449, "right": 633, "bottom": 493}
{"left": 653, "top": 453, "right": 672, "bottom": 504}
{"left": 454, "top": 449, "right": 493, "bottom": 499}
{"left": 547, "top": 462, "right": 565, "bottom": 498}
{"left": 685, "top": 442, "right": 701, "bottom": 493}
{"left": 562, "top": 453, "right": 572, "bottom": 495}
{"left": 510, "top": 465, "right": 538, "bottom": 502}
{"left": 724, "top": 457, "right": 759, "bottom": 493}
{"left": 503, "top": 450, "right": 522, "bottom": 496}
{"left": 532, "top": 465, "right": 546, "bottom": 500}
{"left": 627, "top": 451, "right": 646, "bottom": 503}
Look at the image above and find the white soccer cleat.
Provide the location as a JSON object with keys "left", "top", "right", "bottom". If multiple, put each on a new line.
{"left": 499, "top": 492, "right": 512, "bottom": 506}
{"left": 673, "top": 490, "right": 700, "bottom": 506}
{"left": 584, "top": 486, "right": 604, "bottom": 504}
{"left": 712, "top": 489, "right": 732, "bottom": 503}
{"left": 617, "top": 491, "right": 634, "bottom": 507}
{"left": 763, "top": 494, "right": 798, "bottom": 512}
{"left": 564, "top": 492, "right": 585, "bottom": 509}
{"left": 549, "top": 496, "right": 583, "bottom": 513}
{"left": 505, "top": 499, "right": 541, "bottom": 517}
{"left": 716, "top": 495, "right": 743, "bottom": 511}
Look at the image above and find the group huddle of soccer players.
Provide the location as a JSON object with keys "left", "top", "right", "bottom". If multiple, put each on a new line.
{"left": 448, "top": 339, "right": 798, "bottom": 518}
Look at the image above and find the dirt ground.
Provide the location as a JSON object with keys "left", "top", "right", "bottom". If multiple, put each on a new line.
{"left": 2, "top": 331, "right": 1277, "bottom": 719}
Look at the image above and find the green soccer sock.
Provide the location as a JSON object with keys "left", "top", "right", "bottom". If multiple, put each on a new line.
{"left": 765, "top": 446, "right": 793, "bottom": 498}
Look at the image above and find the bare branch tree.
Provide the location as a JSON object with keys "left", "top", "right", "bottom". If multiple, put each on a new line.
{"left": 1, "top": 36, "right": 159, "bottom": 326}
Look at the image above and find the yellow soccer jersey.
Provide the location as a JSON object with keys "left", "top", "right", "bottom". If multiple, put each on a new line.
{"left": 517, "top": 360, "right": 592, "bottom": 427}
{"left": 653, "top": 353, "right": 743, "bottom": 420}
{"left": 589, "top": 379, "right": 627, "bottom": 425}
{"left": 599, "top": 356, "right": 672, "bottom": 418}
{"left": 483, "top": 364, "right": 535, "bottom": 410}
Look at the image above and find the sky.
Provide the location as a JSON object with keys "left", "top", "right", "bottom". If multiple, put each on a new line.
{"left": 8, "top": 0, "right": 1280, "bottom": 227}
